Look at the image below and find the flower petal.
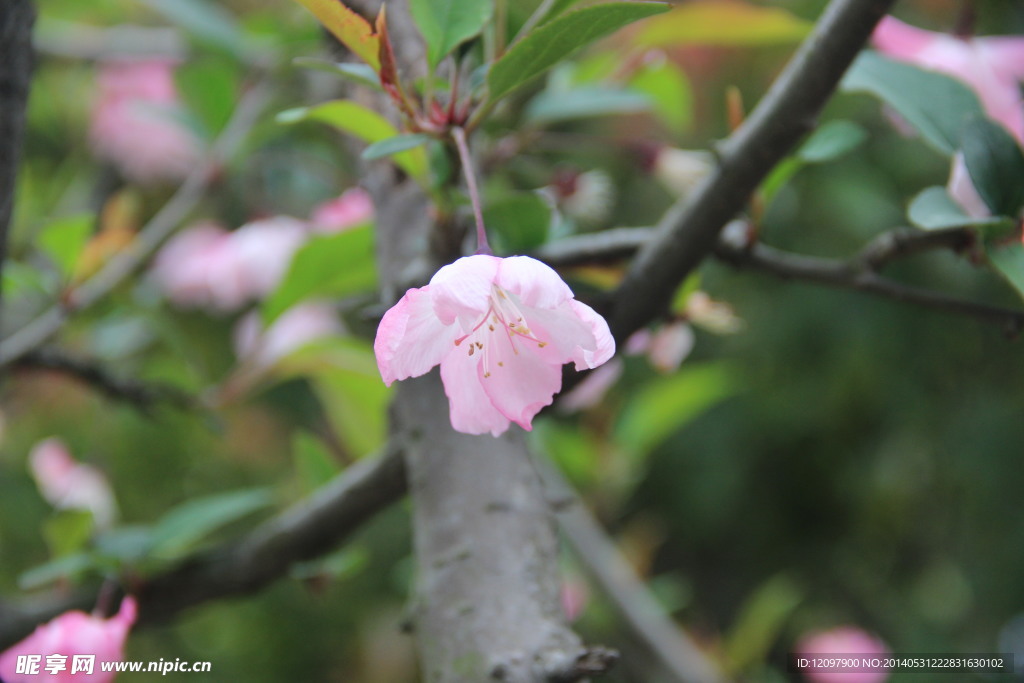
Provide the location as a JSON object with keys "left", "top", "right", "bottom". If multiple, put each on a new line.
{"left": 429, "top": 255, "right": 500, "bottom": 324}
{"left": 569, "top": 300, "right": 615, "bottom": 369}
{"left": 440, "top": 348, "right": 511, "bottom": 435}
{"left": 375, "top": 285, "right": 457, "bottom": 385}
{"left": 496, "top": 256, "right": 574, "bottom": 308}
{"left": 478, "top": 328, "right": 563, "bottom": 431}
{"left": 872, "top": 16, "right": 945, "bottom": 62}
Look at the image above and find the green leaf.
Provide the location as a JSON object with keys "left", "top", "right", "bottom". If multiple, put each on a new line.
{"left": 759, "top": 157, "right": 802, "bottom": 207}
{"left": 361, "top": 133, "right": 432, "bottom": 161}
{"left": 19, "top": 553, "right": 94, "bottom": 591}
{"left": 37, "top": 213, "right": 93, "bottom": 279}
{"left": 95, "top": 526, "right": 155, "bottom": 564}
{"left": 988, "top": 241, "right": 1024, "bottom": 304}
{"left": 488, "top": 2, "right": 669, "bottom": 103}
{"left": 483, "top": 192, "right": 551, "bottom": 253}
{"left": 43, "top": 509, "right": 95, "bottom": 558}
{"left": 291, "top": 0, "right": 380, "bottom": 70}
{"left": 960, "top": 117, "right": 1024, "bottom": 217}
{"left": 907, "top": 186, "right": 1014, "bottom": 231}
{"left": 149, "top": 488, "right": 273, "bottom": 561}
{"left": 141, "top": 0, "right": 248, "bottom": 57}
{"left": 290, "top": 340, "right": 390, "bottom": 458}
{"left": 525, "top": 87, "right": 651, "bottom": 125}
{"left": 841, "top": 52, "right": 983, "bottom": 156}
{"left": 293, "top": 431, "right": 341, "bottom": 494}
{"left": 723, "top": 575, "right": 802, "bottom": 674}
{"left": 410, "top": 0, "right": 493, "bottom": 69}
{"left": 262, "top": 225, "right": 376, "bottom": 325}
{"left": 615, "top": 362, "right": 735, "bottom": 455}
{"left": 292, "top": 58, "right": 383, "bottom": 91}
{"left": 797, "top": 119, "right": 867, "bottom": 164}
{"left": 278, "top": 101, "right": 428, "bottom": 181}
{"left": 175, "top": 57, "right": 239, "bottom": 137}
{"left": 636, "top": 0, "right": 811, "bottom": 47}
{"left": 629, "top": 59, "right": 693, "bottom": 134}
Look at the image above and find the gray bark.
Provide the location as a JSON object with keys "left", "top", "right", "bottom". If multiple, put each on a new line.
{"left": 0, "top": 0, "right": 36, "bottom": 328}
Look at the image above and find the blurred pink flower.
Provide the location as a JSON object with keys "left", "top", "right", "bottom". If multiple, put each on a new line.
{"left": 796, "top": 625, "right": 891, "bottom": 683}
{"left": 29, "top": 438, "right": 117, "bottom": 530}
{"left": 627, "top": 322, "right": 695, "bottom": 374}
{"left": 233, "top": 302, "right": 341, "bottom": 368}
{"left": 0, "top": 596, "right": 137, "bottom": 683}
{"left": 374, "top": 255, "right": 615, "bottom": 435}
{"left": 89, "top": 60, "right": 202, "bottom": 185}
{"left": 310, "top": 188, "right": 374, "bottom": 233}
{"left": 152, "top": 217, "right": 307, "bottom": 313}
{"left": 560, "top": 576, "right": 590, "bottom": 622}
{"left": 557, "top": 359, "right": 624, "bottom": 413}
{"left": 873, "top": 17, "right": 1024, "bottom": 143}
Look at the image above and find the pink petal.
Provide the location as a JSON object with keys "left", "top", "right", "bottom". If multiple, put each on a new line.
{"left": 429, "top": 255, "right": 500, "bottom": 325}
{"left": 495, "top": 256, "right": 574, "bottom": 308}
{"left": 478, "top": 327, "right": 564, "bottom": 430}
{"left": 557, "top": 358, "right": 623, "bottom": 413}
{"left": 647, "top": 322, "right": 695, "bottom": 373}
{"left": 567, "top": 300, "right": 615, "bottom": 370}
{"left": 872, "top": 16, "right": 944, "bottom": 62}
{"left": 439, "top": 349, "right": 511, "bottom": 435}
{"left": 375, "top": 286, "right": 458, "bottom": 385}
{"left": 980, "top": 36, "right": 1024, "bottom": 80}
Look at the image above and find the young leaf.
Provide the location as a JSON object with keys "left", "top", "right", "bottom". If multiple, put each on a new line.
{"left": 907, "top": 186, "right": 1014, "bottom": 231}
{"left": 841, "top": 52, "right": 983, "bottom": 156}
{"left": 175, "top": 57, "right": 239, "bottom": 137}
{"left": 629, "top": 58, "right": 693, "bottom": 134}
{"left": 483, "top": 192, "right": 551, "bottom": 253}
{"left": 292, "top": 0, "right": 381, "bottom": 71}
{"left": 37, "top": 213, "right": 93, "bottom": 279}
{"left": 796, "top": 120, "right": 867, "bottom": 164}
{"left": 488, "top": 2, "right": 669, "bottom": 103}
{"left": 292, "top": 58, "right": 383, "bottom": 91}
{"left": 636, "top": 0, "right": 811, "bottom": 47}
{"left": 410, "top": 0, "right": 493, "bottom": 69}
{"left": 262, "top": 225, "right": 376, "bottom": 325}
{"left": 987, "top": 241, "right": 1024, "bottom": 304}
{"left": 141, "top": 0, "right": 248, "bottom": 57}
{"left": 149, "top": 488, "right": 273, "bottom": 561}
{"left": 293, "top": 431, "right": 341, "bottom": 494}
{"left": 525, "top": 87, "right": 651, "bottom": 125}
{"left": 361, "top": 133, "right": 432, "bottom": 160}
{"left": 960, "top": 117, "right": 1024, "bottom": 217}
{"left": 615, "top": 362, "right": 736, "bottom": 456}
{"left": 277, "top": 100, "right": 428, "bottom": 180}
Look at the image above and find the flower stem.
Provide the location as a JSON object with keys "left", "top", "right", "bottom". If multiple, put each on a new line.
{"left": 452, "top": 126, "right": 492, "bottom": 255}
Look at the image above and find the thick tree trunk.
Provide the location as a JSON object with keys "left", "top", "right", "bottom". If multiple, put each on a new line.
{"left": 394, "top": 373, "right": 600, "bottom": 682}
{"left": 0, "top": 0, "right": 36, "bottom": 327}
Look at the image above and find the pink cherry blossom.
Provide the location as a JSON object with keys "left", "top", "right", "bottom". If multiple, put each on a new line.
{"left": 89, "top": 60, "right": 202, "bottom": 185}
{"left": 873, "top": 17, "right": 1024, "bottom": 143}
{"left": 151, "top": 217, "right": 307, "bottom": 313}
{"left": 0, "top": 596, "right": 137, "bottom": 683}
{"left": 310, "top": 188, "right": 374, "bottom": 233}
{"left": 796, "top": 625, "right": 891, "bottom": 683}
{"left": 374, "top": 255, "right": 615, "bottom": 435}
{"left": 29, "top": 438, "right": 117, "bottom": 530}
{"left": 233, "top": 302, "right": 342, "bottom": 368}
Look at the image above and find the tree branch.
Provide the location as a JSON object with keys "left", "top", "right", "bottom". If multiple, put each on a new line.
{"left": 0, "top": 82, "right": 272, "bottom": 367}
{"left": 538, "top": 459, "right": 726, "bottom": 683}
{"left": 13, "top": 348, "right": 198, "bottom": 414}
{"left": 606, "top": 0, "right": 896, "bottom": 342}
{"left": 535, "top": 226, "right": 1024, "bottom": 334}
{"left": 0, "top": 444, "right": 407, "bottom": 650}
{"left": 0, "top": 0, "right": 36, "bottom": 334}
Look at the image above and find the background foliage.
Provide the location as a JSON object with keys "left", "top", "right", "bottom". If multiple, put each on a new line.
{"left": 2, "top": 0, "right": 1023, "bottom": 681}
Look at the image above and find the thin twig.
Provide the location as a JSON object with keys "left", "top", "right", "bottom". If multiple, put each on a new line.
{"left": 607, "top": 0, "right": 897, "bottom": 342}
{"left": 534, "top": 226, "right": 1024, "bottom": 334}
{"left": 14, "top": 348, "right": 197, "bottom": 414}
{"left": 537, "top": 458, "right": 727, "bottom": 683}
{"left": 0, "top": 83, "right": 272, "bottom": 368}
{"left": 451, "top": 126, "right": 492, "bottom": 255}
